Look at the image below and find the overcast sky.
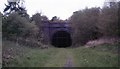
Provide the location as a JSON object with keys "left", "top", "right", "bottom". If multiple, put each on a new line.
{"left": 0, "top": 0, "right": 105, "bottom": 20}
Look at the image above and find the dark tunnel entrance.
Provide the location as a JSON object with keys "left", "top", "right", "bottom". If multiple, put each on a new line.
{"left": 51, "top": 31, "right": 72, "bottom": 48}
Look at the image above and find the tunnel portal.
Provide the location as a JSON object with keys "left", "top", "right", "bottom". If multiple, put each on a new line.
{"left": 41, "top": 21, "right": 72, "bottom": 47}
{"left": 51, "top": 31, "right": 72, "bottom": 47}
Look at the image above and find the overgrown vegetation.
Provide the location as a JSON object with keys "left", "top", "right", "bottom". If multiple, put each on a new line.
{"left": 2, "top": 12, "right": 38, "bottom": 38}
{"left": 2, "top": 41, "right": 118, "bottom": 67}
{"left": 2, "top": 40, "right": 58, "bottom": 67}
{"left": 72, "top": 46, "right": 118, "bottom": 67}
{"left": 69, "top": 1, "right": 119, "bottom": 45}
{"left": 2, "top": 11, "right": 48, "bottom": 47}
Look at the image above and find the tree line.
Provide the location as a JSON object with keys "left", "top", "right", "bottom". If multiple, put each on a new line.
{"left": 1, "top": 1, "right": 120, "bottom": 46}
{"left": 2, "top": 12, "right": 48, "bottom": 47}
{"left": 68, "top": 1, "right": 119, "bottom": 45}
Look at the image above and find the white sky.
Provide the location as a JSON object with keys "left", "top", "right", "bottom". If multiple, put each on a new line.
{"left": 0, "top": 0, "right": 105, "bottom": 20}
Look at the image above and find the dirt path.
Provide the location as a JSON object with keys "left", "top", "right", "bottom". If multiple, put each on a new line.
{"left": 64, "top": 55, "right": 73, "bottom": 67}
{"left": 44, "top": 48, "right": 74, "bottom": 67}
{"left": 64, "top": 49, "right": 74, "bottom": 67}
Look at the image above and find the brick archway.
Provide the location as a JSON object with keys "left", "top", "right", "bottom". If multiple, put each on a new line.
{"left": 41, "top": 21, "right": 73, "bottom": 46}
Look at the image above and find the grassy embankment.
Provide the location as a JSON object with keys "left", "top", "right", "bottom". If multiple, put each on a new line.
{"left": 2, "top": 40, "right": 118, "bottom": 67}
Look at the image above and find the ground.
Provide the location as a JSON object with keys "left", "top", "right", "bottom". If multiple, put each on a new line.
{"left": 2, "top": 40, "right": 119, "bottom": 67}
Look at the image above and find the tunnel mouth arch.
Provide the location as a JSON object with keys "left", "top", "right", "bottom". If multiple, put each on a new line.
{"left": 51, "top": 31, "right": 72, "bottom": 48}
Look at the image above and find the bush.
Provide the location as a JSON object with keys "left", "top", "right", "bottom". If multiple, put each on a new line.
{"left": 97, "top": 4, "right": 118, "bottom": 36}
{"left": 69, "top": 7, "right": 100, "bottom": 45}
{"left": 69, "top": 1, "right": 119, "bottom": 45}
{"left": 2, "top": 12, "right": 39, "bottom": 40}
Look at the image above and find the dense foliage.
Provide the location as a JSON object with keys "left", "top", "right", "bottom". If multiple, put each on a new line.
{"left": 98, "top": 3, "right": 118, "bottom": 36}
{"left": 2, "top": 12, "right": 46, "bottom": 47}
{"left": 2, "top": 12, "right": 39, "bottom": 39}
{"left": 69, "top": 1, "right": 119, "bottom": 45}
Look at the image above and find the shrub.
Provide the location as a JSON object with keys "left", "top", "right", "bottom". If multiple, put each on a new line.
{"left": 69, "top": 7, "right": 100, "bottom": 45}
{"left": 2, "top": 12, "right": 39, "bottom": 40}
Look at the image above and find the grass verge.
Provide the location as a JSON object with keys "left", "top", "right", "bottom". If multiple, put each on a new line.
{"left": 72, "top": 45, "right": 118, "bottom": 67}
{"left": 2, "top": 40, "right": 119, "bottom": 67}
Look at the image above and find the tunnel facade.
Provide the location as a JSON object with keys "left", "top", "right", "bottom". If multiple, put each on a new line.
{"left": 41, "top": 21, "right": 72, "bottom": 47}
